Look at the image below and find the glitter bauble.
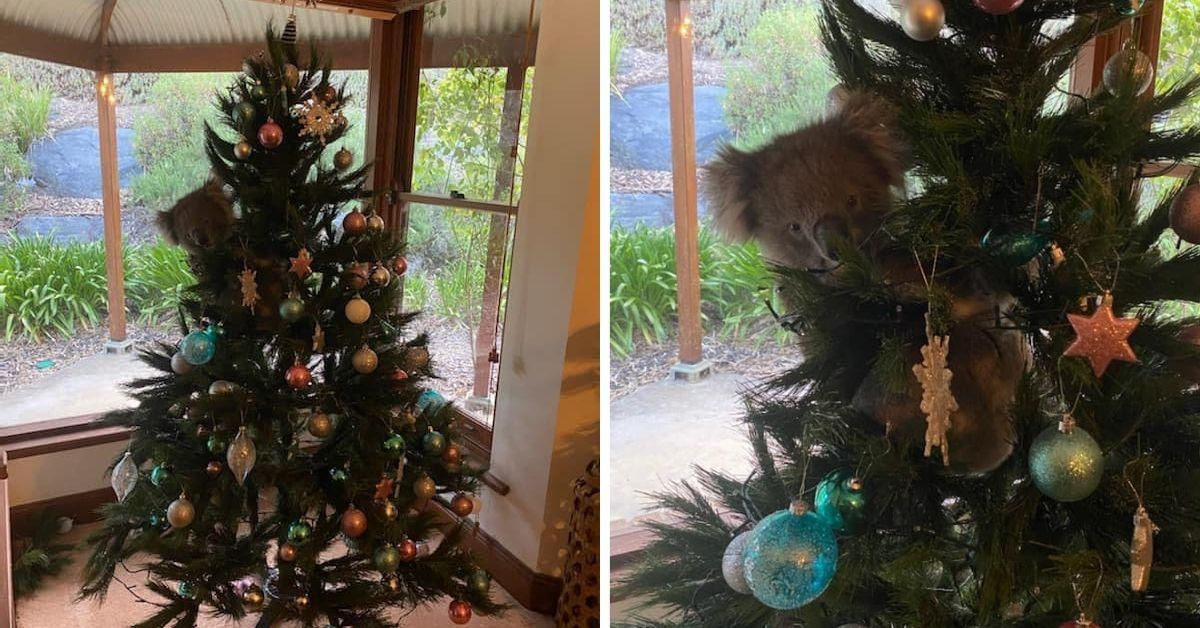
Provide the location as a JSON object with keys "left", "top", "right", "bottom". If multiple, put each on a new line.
{"left": 398, "top": 538, "right": 418, "bottom": 561}
{"left": 283, "top": 64, "right": 300, "bottom": 90}
{"left": 342, "top": 210, "right": 367, "bottom": 236}
{"left": 279, "top": 297, "right": 305, "bottom": 322}
{"left": 1113, "top": 0, "right": 1144, "bottom": 16}
{"left": 468, "top": 569, "right": 491, "bottom": 594}
{"left": 341, "top": 507, "right": 368, "bottom": 538}
{"left": 383, "top": 433, "right": 406, "bottom": 457}
{"left": 242, "top": 584, "right": 265, "bottom": 611}
{"left": 287, "top": 521, "right": 313, "bottom": 544}
{"left": 814, "top": 470, "right": 867, "bottom": 532}
{"left": 178, "top": 581, "right": 197, "bottom": 599}
{"left": 308, "top": 413, "right": 333, "bottom": 438}
{"left": 744, "top": 504, "right": 838, "bottom": 610}
{"left": 448, "top": 600, "right": 472, "bottom": 625}
{"left": 975, "top": 0, "right": 1023, "bottom": 14}
{"left": 333, "top": 147, "right": 353, "bottom": 170}
{"left": 450, "top": 493, "right": 474, "bottom": 517}
{"left": 1169, "top": 184, "right": 1200, "bottom": 244}
{"left": 344, "top": 296, "right": 371, "bottom": 324}
{"left": 205, "top": 461, "right": 223, "bottom": 477}
{"left": 286, "top": 363, "right": 312, "bottom": 389}
{"left": 353, "top": 346, "right": 378, "bottom": 374}
{"left": 344, "top": 263, "right": 370, "bottom": 290}
{"left": 278, "top": 543, "right": 298, "bottom": 562}
{"left": 422, "top": 430, "right": 447, "bottom": 456}
{"left": 235, "top": 101, "right": 257, "bottom": 125}
{"left": 1103, "top": 48, "right": 1154, "bottom": 96}
{"left": 171, "top": 352, "right": 193, "bottom": 374}
{"left": 442, "top": 443, "right": 463, "bottom": 466}
{"left": 901, "top": 0, "right": 944, "bottom": 41}
{"left": 257, "top": 119, "right": 283, "bottom": 150}
{"left": 382, "top": 500, "right": 399, "bottom": 521}
{"left": 234, "top": 140, "right": 253, "bottom": 160}
{"left": 167, "top": 494, "right": 196, "bottom": 528}
{"left": 414, "top": 476, "right": 437, "bottom": 500}
{"left": 370, "top": 266, "right": 391, "bottom": 287}
{"left": 208, "top": 380, "right": 236, "bottom": 395}
{"left": 366, "top": 213, "right": 385, "bottom": 232}
{"left": 416, "top": 389, "right": 446, "bottom": 413}
{"left": 374, "top": 545, "right": 401, "bottom": 573}
{"left": 150, "top": 464, "right": 171, "bottom": 487}
{"left": 392, "top": 256, "right": 409, "bottom": 276}
{"left": 1029, "top": 423, "right": 1103, "bottom": 502}
{"left": 722, "top": 529, "right": 754, "bottom": 594}
{"left": 180, "top": 329, "right": 217, "bottom": 365}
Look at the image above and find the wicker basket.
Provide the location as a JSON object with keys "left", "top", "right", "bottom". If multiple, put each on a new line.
{"left": 555, "top": 459, "right": 600, "bottom": 628}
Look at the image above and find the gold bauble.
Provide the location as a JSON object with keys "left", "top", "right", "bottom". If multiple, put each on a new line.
{"left": 340, "top": 507, "right": 368, "bottom": 538}
{"left": 450, "top": 493, "right": 474, "bottom": 517}
{"left": 353, "top": 346, "right": 379, "bottom": 374}
{"left": 242, "top": 585, "right": 265, "bottom": 611}
{"left": 381, "top": 500, "right": 399, "bottom": 521}
{"left": 294, "top": 594, "right": 309, "bottom": 609}
{"left": 345, "top": 295, "right": 371, "bottom": 324}
{"left": 901, "top": 0, "right": 945, "bottom": 41}
{"left": 278, "top": 542, "right": 298, "bottom": 562}
{"left": 333, "top": 147, "right": 353, "bottom": 171}
{"left": 283, "top": 64, "right": 300, "bottom": 90}
{"left": 370, "top": 266, "right": 391, "bottom": 287}
{"left": 308, "top": 413, "right": 333, "bottom": 438}
{"left": 234, "top": 141, "right": 253, "bottom": 160}
{"left": 205, "top": 460, "right": 223, "bottom": 477}
{"left": 385, "top": 576, "right": 401, "bottom": 592}
{"left": 167, "top": 494, "right": 196, "bottom": 528}
{"left": 366, "top": 213, "right": 385, "bottom": 232}
{"left": 414, "top": 476, "right": 437, "bottom": 500}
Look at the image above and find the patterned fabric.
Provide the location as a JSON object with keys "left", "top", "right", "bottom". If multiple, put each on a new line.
{"left": 556, "top": 459, "right": 600, "bottom": 628}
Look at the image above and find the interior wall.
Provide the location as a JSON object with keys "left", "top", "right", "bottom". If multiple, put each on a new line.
{"left": 480, "top": 0, "right": 601, "bottom": 575}
{"left": 7, "top": 441, "right": 126, "bottom": 506}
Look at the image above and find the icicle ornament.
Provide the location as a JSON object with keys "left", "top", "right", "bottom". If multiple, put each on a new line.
{"left": 111, "top": 451, "right": 138, "bottom": 503}
{"left": 227, "top": 426, "right": 257, "bottom": 486}
{"left": 1131, "top": 505, "right": 1158, "bottom": 592}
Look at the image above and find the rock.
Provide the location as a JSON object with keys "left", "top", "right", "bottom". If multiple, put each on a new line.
{"left": 14, "top": 214, "right": 105, "bottom": 243}
{"left": 27, "top": 127, "right": 141, "bottom": 199}
{"left": 611, "top": 192, "right": 711, "bottom": 229}
{"left": 610, "top": 83, "right": 731, "bottom": 171}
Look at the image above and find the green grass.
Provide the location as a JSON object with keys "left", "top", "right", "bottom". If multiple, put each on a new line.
{"left": 611, "top": 29, "right": 626, "bottom": 97}
{"left": 0, "top": 237, "right": 193, "bottom": 341}
{"left": 0, "top": 72, "right": 51, "bottom": 153}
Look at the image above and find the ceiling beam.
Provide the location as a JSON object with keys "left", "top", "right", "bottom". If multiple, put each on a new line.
{"left": 0, "top": 20, "right": 99, "bottom": 70}
{"left": 97, "top": 0, "right": 119, "bottom": 47}
{"left": 106, "top": 39, "right": 372, "bottom": 72}
{"left": 394, "top": 0, "right": 441, "bottom": 14}
{"left": 243, "top": 0, "right": 398, "bottom": 20}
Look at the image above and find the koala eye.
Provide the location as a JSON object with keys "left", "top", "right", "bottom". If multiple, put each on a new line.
{"left": 787, "top": 222, "right": 803, "bottom": 232}
{"left": 847, "top": 195, "right": 859, "bottom": 210}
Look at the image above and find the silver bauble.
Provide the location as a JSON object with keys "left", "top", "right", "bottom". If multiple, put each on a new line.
{"left": 1103, "top": 48, "right": 1154, "bottom": 96}
{"left": 171, "top": 353, "right": 193, "bottom": 375}
{"left": 901, "top": 0, "right": 945, "bottom": 41}
{"left": 721, "top": 529, "right": 754, "bottom": 594}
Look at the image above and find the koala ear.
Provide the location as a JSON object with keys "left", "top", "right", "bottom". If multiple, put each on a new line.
{"left": 155, "top": 209, "right": 180, "bottom": 245}
{"left": 702, "top": 144, "right": 758, "bottom": 242}
{"left": 835, "top": 91, "right": 909, "bottom": 188}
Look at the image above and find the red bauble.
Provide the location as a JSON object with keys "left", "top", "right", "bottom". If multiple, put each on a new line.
{"left": 1060, "top": 621, "right": 1100, "bottom": 628}
{"left": 392, "top": 256, "right": 409, "bottom": 276}
{"left": 442, "top": 443, "right": 462, "bottom": 465}
{"left": 344, "top": 263, "right": 370, "bottom": 290}
{"left": 278, "top": 543, "right": 298, "bottom": 562}
{"left": 448, "top": 600, "right": 473, "bottom": 625}
{"left": 343, "top": 210, "right": 367, "bottom": 236}
{"left": 390, "top": 368, "right": 410, "bottom": 384}
{"left": 340, "top": 507, "right": 368, "bottom": 538}
{"left": 397, "top": 538, "right": 418, "bottom": 562}
{"left": 975, "top": 0, "right": 1023, "bottom": 14}
{"left": 257, "top": 119, "right": 283, "bottom": 149}
{"left": 286, "top": 363, "right": 312, "bottom": 389}
{"left": 450, "top": 493, "right": 474, "bottom": 517}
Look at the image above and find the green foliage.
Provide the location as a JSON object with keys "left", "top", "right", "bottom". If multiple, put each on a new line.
{"left": 0, "top": 237, "right": 192, "bottom": 341}
{"left": 0, "top": 138, "right": 29, "bottom": 216}
{"left": 723, "top": 5, "right": 837, "bottom": 149}
{"left": 609, "top": 0, "right": 792, "bottom": 56}
{"left": 0, "top": 71, "right": 51, "bottom": 153}
{"left": 611, "top": 28, "right": 626, "bottom": 97}
{"left": 1159, "top": 0, "right": 1200, "bottom": 129}
{"left": 609, "top": 224, "right": 777, "bottom": 358}
{"left": 12, "top": 510, "right": 73, "bottom": 599}
{"left": 0, "top": 54, "right": 159, "bottom": 102}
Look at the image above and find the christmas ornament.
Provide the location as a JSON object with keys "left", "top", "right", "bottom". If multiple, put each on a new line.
{"left": 392, "top": 256, "right": 409, "bottom": 276}
{"left": 308, "top": 413, "right": 333, "bottom": 438}
{"left": 283, "top": 64, "right": 300, "bottom": 90}
{"left": 344, "top": 263, "right": 370, "bottom": 290}
{"left": 374, "top": 545, "right": 401, "bottom": 573}
{"left": 279, "top": 295, "right": 305, "bottom": 322}
{"left": 250, "top": 83, "right": 267, "bottom": 100}
{"left": 289, "top": 248, "right": 313, "bottom": 278}
{"left": 1030, "top": 415, "right": 1103, "bottom": 502}
{"left": 207, "top": 434, "right": 227, "bottom": 454}
{"left": 721, "top": 529, "right": 753, "bottom": 594}
{"left": 167, "top": 493, "right": 196, "bottom": 528}
{"left": 294, "top": 594, "right": 309, "bottom": 609}
{"left": 171, "top": 352, "right": 193, "bottom": 375}
{"left": 341, "top": 507, "right": 368, "bottom": 538}
{"left": 291, "top": 96, "right": 345, "bottom": 144}
{"left": 370, "top": 265, "right": 391, "bottom": 287}
{"left": 374, "top": 475, "right": 395, "bottom": 500}
{"left": 382, "top": 500, "right": 400, "bottom": 521}
{"left": 975, "top": 0, "right": 1022, "bottom": 14}
{"left": 287, "top": 520, "right": 313, "bottom": 544}
{"left": 814, "top": 470, "right": 866, "bottom": 532}
{"left": 208, "top": 380, "right": 236, "bottom": 395}
{"left": 407, "top": 346, "right": 430, "bottom": 371}
{"left": 384, "top": 575, "right": 401, "bottom": 592}
{"left": 1169, "top": 184, "right": 1200, "bottom": 244}
{"left": 1131, "top": 504, "right": 1157, "bottom": 592}
{"left": 901, "top": 0, "right": 944, "bottom": 41}
{"left": 111, "top": 451, "right": 138, "bottom": 503}
{"left": 423, "top": 430, "right": 447, "bottom": 456}
{"left": 468, "top": 570, "right": 491, "bottom": 595}
{"left": 442, "top": 443, "right": 463, "bottom": 466}
{"left": 342, "top": 209, "right": 367, "bottom": 236}
{"left": 178, "top": 581, "right": 197, "bottom": 599}
{"left": 329, "top": 467, "right": 348, "bottom": 482}
{"left": 281, "top": 13, "right": 298, "bottom": 45}
{"left": 414, "top": 476, "right": 437, "bottom": 500}
{"left": 150, "top": 464, "right": 172, "bottom": 487}
{"left": 1113, "top": 0, "right": 1144, "bottom": 16}
{"left": 278, "top": 543, "right": 298, "bottom": 562}
{"left": 1103, "top": 48, "right": 1154, "bottom": 96}
{"left": 981, "top": 228, "right": 1052, "bottom": 266}
{"left": 743, "top": 501, "right": 838, "bottom": 610}
{"left": 353, "top": 345, "right": 378, "bottom": 374}
{"left": 242, "top": 584, "right": 265, "bottom": 612}
{"left": 235, "top": 101, "right": 257, "bottom": 125}
{"left": 449, "top": 600, "right": 472, "bottom": 625}
{"left": 1049, "top": 242, "right": 1067, "bottom": 267}
{"left": 1064, "top": 293, "right": 1139, "bottom": 377}
{"left": 390, "top": 369, "right": 410, "bottom": 384}
{"left": 286, "top": 361, "right": 313, "bottom": 389}
{"left": 450, "top": 493, "right": 474, "bottom": 517}
{"left": 333, "top": 147, "right": 353, "bottom": 170}
{"left": 180, "top": 328, "right": 217, "bottom": 365}
{"left": 345, "top": 295, "right": 371, "bottom": 324}
{"left": 257, "top": 118, "right": 283, "bottom": 150}
{"left": 398, "top": 538, "right": 418, "bottom": 561}
{"left": 913, "top": 316, "right": 957, "bottom": 465}
{"left": 383, "top": 433, "right": 406, "bottom": 457}
{"left": 417, "top": 389, "right": 446, "bottom": 412}
{"left": 205, "top": 460, "right": 223, "bottom": 477}
{"left": 234, "top": 140, "right": 253, "bottom": 160}
{"left": 227, "top": 426, "right": 257, "bottom": 486}
{"left": 1060, "top": 616, "right": 1100, "bottom": 628}
{"left": 366, "top": 213, "right": 385, "bottom": 232}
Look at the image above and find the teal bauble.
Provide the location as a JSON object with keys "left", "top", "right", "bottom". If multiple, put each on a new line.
{"left": 374, "top": 545, "right": 401, "bottom": 573}
{"left": 178, "top": 581, "right": 197, "bottom": 599}
{"left": 1113, "top": 0, "right": 1144, "bottom": 15}
{"left": 148, "top": 512, "right": 164, "bottom": 528}
{"left": 981, "top": 228, "right": 1052, "bottom": 266}
{"left": 422, "top": 431, "right": 447, "bottom": 456}
{"left": 383, "top": 434, "right": 406, "bottom": 457}
{"left": 329, "top": 468, "right": 348, "bottom": 482}
{"left": 150, "top": 464, "right": 172, "bottom": 487}
{"left": 180, "top": 329, "right": 217, "bottom": 365}
{"left": 467, "top": 569, "right": 491, "bottom": 595}
{"left": 416, "top": 389, "right": 447, "bottom": 413}
{"left": 235, "top": 101, "right": 257, "bottom": 125}
{"left": 743, "top": 503, "right": 838, "bottom": 610}
{"left": 279, "top": 297, "right": 305, "bottom": 323}
{"left": 287, "top": 521, "right": 313, "bottom": 544}
{"left": 814, "top": 470, "right": 866, "bottom": 532}
{"left": 1029, "top": 421, "right": 1103, "bottom": 502}
{"left": 206, "top": 435, "right": 228, "bottom": 454}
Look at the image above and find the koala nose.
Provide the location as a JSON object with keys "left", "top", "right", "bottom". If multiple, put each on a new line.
{"left": 814, "top": 217, "right": 850, "bottom": 262}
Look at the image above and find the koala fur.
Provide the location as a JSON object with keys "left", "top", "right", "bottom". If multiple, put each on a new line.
{"left": 704, "top": 90, "right": 1025, "bottom": 474}
{"left": 156, "top": 177, "right": 235, "bottom": 254}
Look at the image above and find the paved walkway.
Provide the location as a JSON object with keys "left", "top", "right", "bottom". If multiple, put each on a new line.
{"left": 610, "top": 372, "right": 757, "bottom": 523}
{"left": 0, "top": 351, "right": 155, "bottom": 426}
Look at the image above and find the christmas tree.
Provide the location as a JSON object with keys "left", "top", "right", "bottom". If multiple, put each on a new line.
{"left": 619, "top": 0, "right": 1200, "bottom": 625}
{"left": 80, "top": 31, "right": 499, "bottom": 627}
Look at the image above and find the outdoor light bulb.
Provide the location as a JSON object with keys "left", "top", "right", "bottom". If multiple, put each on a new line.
{"left": 679, "top": 16, "right": 693, "bottom": 37}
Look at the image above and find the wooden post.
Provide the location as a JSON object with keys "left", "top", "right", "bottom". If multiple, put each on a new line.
{"left": 96, "top": 71, "right": 128, "bottom": 349}
{"left": 471, "top": 66, "right": 526, "bottom": 406}
{"left": 665, "top": 0, "right": 707, "bottom": 375}
{"left": 0, "top": 450, "right": 12, "bottom": 628}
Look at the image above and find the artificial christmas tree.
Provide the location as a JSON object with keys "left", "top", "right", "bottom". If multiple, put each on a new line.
{"left": 620, "top": 0, "right": 1200, "bottom": 625}
{"left": 81, "top": 30, "right": 500, "bottom": 627}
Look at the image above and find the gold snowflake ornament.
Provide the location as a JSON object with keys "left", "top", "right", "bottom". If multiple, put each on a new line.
{"left": 239, "top": 268, "right": 260, "bottom": 310}
{"left": 912, "top": 315, "right": 958, "bottom": 466}
{"left": 291, "top": 96, "right": 346, "bottom": 144}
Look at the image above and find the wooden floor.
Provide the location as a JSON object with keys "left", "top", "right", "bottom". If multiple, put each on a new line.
{"left": 15, "top": 523, "right": 553, "bottom": 627}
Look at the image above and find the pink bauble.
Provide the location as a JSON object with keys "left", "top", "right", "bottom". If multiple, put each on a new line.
{"left": 975, "top": 0, "right": 1023, "bottom": 14}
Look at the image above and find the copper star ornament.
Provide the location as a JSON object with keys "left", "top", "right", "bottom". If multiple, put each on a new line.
{"left": 290, "top": 248, "right": 313, "bottom": 278}
{"left": 373, "top": 476, "right": 394, "bottom": 501}
{"left": 1064, "top": 293, "right": 1140, "bottom": 377}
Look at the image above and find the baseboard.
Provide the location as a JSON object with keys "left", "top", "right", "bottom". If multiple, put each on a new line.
{"left": 10, "top": 487, "right": 113, "bottom": 536}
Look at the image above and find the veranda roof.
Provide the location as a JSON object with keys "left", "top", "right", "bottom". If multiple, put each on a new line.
{"left": 0, "top": 0, "right": 539, "bottom": 72}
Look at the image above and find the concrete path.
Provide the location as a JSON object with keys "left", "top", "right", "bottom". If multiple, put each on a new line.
{"left": 610, "top": 372, "right": 756, "bottom": 523}
{"left": 0, "top": 351, "right": 156, "bottom": 426}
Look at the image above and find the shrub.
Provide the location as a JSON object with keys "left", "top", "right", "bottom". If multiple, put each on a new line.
{"left": 0, "top": 138, "right": 29, "bottom": 216}
{"left": 0, "top": 72, "right": 51, "bottom": 153}
{"left": 609, "top": 0, "right": 791, "bottom": 57}
{"left": 611, "top": 29, "right": 626, "bottom": 96}
{"left": 723, "top": 5, "right": 838, "bottom": 150}
{"left": 126, "top": 244, "right": 193, "bottom": 325}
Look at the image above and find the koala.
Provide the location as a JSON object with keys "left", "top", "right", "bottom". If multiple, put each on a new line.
{"left": 156, "top": 177, "right": 235, "bottom": 255}
{"left": 705, "top": 90, "right": 1025, "bottom": 475}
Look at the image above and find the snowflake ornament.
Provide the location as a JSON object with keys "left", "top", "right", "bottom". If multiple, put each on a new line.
{"left": 913, "top": 314, "right": 958, "bottom": 466}
{"left": 291, "top": 96, "right": 346, "bottom": 144}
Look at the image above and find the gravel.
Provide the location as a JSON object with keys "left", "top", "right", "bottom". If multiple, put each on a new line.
{"left": 611, "top": 334, "right": 798, "bottom": 400}
{"left": 615, "top": 46, "right": 729, "bottom": 92}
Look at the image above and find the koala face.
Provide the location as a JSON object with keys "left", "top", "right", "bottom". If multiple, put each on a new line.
{"left": 156, "top": 177, "right": 234, "bottom": 254}
{"left": 704, "top": 91, "right": 907, "bottom": 274}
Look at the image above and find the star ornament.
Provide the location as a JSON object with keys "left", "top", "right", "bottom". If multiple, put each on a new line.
{"left": 1064, "top": 294, "right": 1140, "bottom": 377}
{"left": 290, "top": 248, "right": 313, "bottom": 278}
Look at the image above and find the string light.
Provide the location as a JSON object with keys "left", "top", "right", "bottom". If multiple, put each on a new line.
{"left": 679, "top": 15, "right": 693, "bottom": 38}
